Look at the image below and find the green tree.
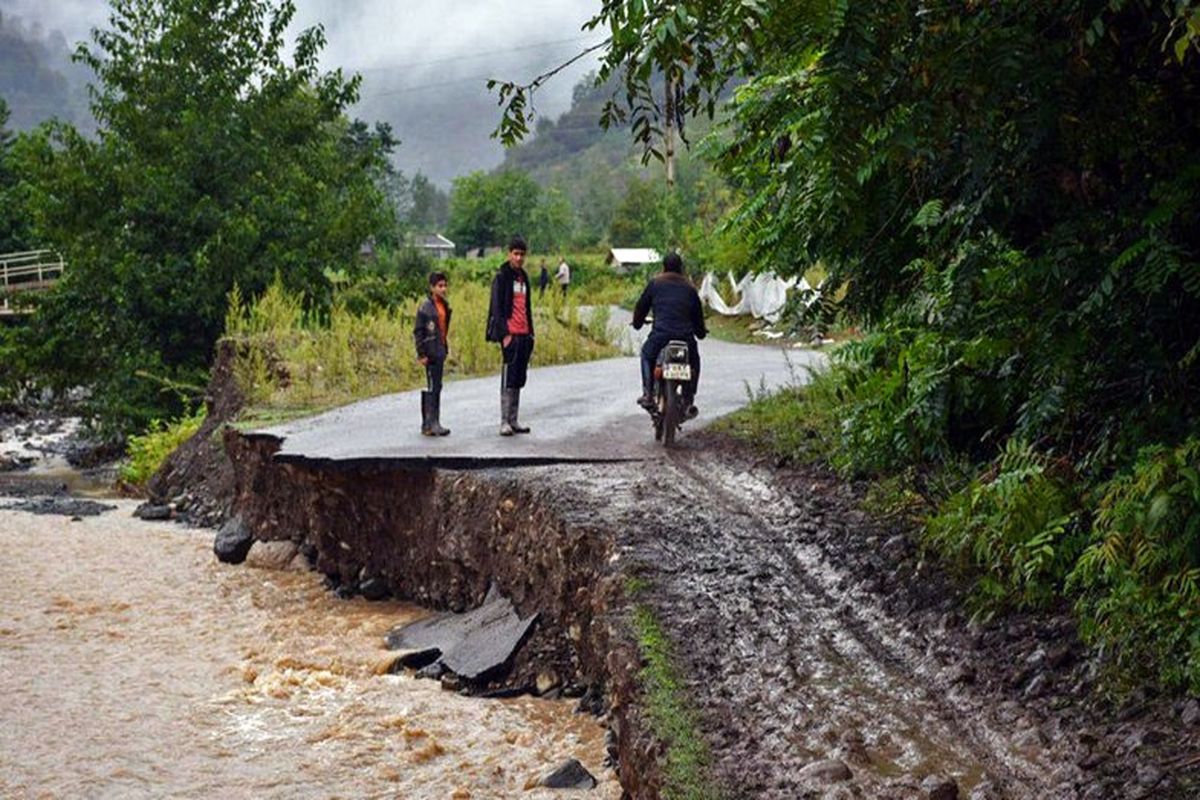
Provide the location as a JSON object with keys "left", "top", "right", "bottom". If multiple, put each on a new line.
{"left": 407, "top": 173, "right": 449, "bottom": 232}
{"left": 0, "top": 97, "right": 31, "bottom": 254}
{"left": 528, "top": 188, "right": 574, "bottom": 251}
{"left": 608, "top": 176, "right": 669, "bottom": 247}
{"left": 11, "top": 0, "right": 392, "bottom": 433}
{"left": 446, "top": 169, "right": 541, "bottom": 252}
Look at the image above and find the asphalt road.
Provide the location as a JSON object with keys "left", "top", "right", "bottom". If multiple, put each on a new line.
{"left": 257, "top": 310, "right": 824, "bottom": 466}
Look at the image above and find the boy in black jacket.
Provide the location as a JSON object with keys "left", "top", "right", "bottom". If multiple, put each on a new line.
{"left": 486, "top": 236, "right": 535, "bottom": 436}
{"left": 414, "top": 271, "right": 452, "bottom": 436}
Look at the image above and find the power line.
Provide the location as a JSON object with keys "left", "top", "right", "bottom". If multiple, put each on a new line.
{"left": 352, "top": 47, "right": 600, "bottom": 101}
{"left": 345, "top": 34, "right": 601, "bottom": 74}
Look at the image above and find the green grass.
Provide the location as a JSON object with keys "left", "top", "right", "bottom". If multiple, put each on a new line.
{"left": 630, "top": 605, "right": 723, "bottom": 800}
{"left": 703, "top": 313, "right": 808, "bottom": 346}
{"left": 224, "top": 276, "right": 618, "bottom": 420}
{"left": 713, "top": 370, "right": 842, "bottom": 466}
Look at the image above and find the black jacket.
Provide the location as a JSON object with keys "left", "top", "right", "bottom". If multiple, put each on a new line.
{"left": 414, "top": 294, "right": 451, "bottom": 361}
{"left": 632, "top": 271, "right": 708, "bottom": 340}
{"left": 486, "top": 261, "right": 535, "bottom": 342}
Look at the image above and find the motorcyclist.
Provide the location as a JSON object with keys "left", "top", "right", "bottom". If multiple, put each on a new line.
{"left": 631, "top": 252, "right": 707, "bottom": 417}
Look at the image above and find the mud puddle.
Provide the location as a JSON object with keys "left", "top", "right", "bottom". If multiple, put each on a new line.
{"left": 0, "top": 501, "right": 618, "bottom": 799}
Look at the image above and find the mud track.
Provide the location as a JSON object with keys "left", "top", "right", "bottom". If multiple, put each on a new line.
{"left": 225, "top": 429, "right": 1198, "bottom": 799}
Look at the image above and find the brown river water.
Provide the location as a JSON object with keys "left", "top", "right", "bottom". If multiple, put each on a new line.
{"left": 0, "top": 500, "right": 618, "bottom": 800}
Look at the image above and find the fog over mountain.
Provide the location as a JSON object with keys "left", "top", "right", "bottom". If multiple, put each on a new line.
{"left": 0, "top": 0, "right": 604, "bottom": 185}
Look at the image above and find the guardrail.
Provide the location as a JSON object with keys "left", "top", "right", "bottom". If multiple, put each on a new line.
{"left": 0, "top": 250, "right": 65, "bottom": 314}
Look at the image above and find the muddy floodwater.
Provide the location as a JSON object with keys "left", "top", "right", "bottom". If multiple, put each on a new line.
{"left": 0, "top": 500, "right": 618, "bottom": 799}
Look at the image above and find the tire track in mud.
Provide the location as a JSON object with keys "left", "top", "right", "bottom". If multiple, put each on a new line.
{"left": 626, "top": 450, "right": 1068, "bottom": 798}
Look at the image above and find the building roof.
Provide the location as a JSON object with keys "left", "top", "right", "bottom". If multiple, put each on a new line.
{"left": 607, "top": 248, "right": 661, "bottom": 265}
{"left": 416, "top": 233, "right": 456, "bottom": 250}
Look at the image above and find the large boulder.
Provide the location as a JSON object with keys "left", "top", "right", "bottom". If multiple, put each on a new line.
{"left": 213, "top": 516, "right": 254, "bottom": 564}
{"left": 244, "top": 540, "right": 301, "bottom": 571}
{"left": 540, "top": 758, "right": 597, "bottom": 790}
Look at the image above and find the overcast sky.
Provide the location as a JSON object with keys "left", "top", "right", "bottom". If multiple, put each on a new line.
{"left": 0, "top": 0, "right": 607, "bottom": 182}
{"left": 0, "top": 0, "right": 602, "bottom": 106}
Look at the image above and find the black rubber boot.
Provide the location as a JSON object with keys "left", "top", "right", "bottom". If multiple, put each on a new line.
{"left": 509, "top": 389, "right": 530, "bottom": 434}
{"left": 420, "top": 391, "right": 434, "bottom": 436}
{"left": 430, "top": 392, "right": 450, "bottom": 436}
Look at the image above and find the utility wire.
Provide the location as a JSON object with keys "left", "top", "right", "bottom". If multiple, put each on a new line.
{"left": 346, "top": 34, "right": 600, "bottom": 73}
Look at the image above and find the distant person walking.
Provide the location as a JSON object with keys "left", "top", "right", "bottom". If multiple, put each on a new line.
{"left": 486, "top": 236, "right": 535, "bottom": 436}
{"left": 537, "top": 260, "right": 550, "bottom": 297}
{"left": 555, "top": 256, "right": 571, "bottom": 297}
{"left": 414, "top": 271, "right": 452, "bottom": 436}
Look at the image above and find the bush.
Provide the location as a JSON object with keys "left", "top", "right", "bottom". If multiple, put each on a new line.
{"left": 119, "top": 407, "right": 207, "bottom": 486}
{"left": 924, "top": 440, "right": 1084, "bottom": 612}
{"left": 1071, "top": 438, "right": 1200, "bottom": 693}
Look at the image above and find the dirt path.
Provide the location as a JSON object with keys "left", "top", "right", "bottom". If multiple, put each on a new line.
{"left": 570, "top": 436, "right": 1198, "bottom": 799}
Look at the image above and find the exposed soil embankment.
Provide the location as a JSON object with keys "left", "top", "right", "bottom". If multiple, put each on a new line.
{"left": 223, "top": 431, "right": 670, "bottom": 798}
{"left": 146, "top": 339, "right": 245, "bottom": 526}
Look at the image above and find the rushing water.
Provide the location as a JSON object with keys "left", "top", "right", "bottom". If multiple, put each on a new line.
{"left": 0, "top": 500, "right": 618, "bottom": 799}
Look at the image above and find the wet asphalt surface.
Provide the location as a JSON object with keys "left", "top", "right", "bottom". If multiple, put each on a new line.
{"left": 257, "top": 311, "right": 823, "bottom": 465}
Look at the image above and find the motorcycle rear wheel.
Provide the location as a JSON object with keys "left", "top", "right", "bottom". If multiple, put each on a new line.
{"left": 662, "top": 379, "right": 680, "bottom": 447}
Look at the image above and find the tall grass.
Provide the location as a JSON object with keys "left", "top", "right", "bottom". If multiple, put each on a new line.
{"left": 224, "top": 276, "right": 618, "bottom": 415}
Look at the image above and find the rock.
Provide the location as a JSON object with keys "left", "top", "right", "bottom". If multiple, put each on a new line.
{"left": 1046, "top": 643, "right": 1074, "bottom": 669}
{"left": 416, "top": 661, "right": 447, "bottom": 680}
{"left": 213, "top": 516, "right": 254, "bottom": 564}
{"left": 536, "top": 670, "right": 560, "bottom": 696}
{"left": 948, "top": 663, "right": 976, "bottom": 686}
{"left": 359, "top": 575, "right": 391, "bottom": 601}
{"left": 539, "top": 758, "right": 597, "bottom": 790}
{"left": 1136, "top": 764, "right": 1164, "bottom": 788}
{"left": 968, "top": 780, "right": 1001, "bottom": 800}
{"left": 921, "top": 775, "right": 959, "bottom": 800}
{"left": 1023, "top": 673, "right": 1049, "bottom": 699}
{"left": 798, "top": 758, "right": 852, "bottom": 783}
{"left": 10, "top": 497, "right": 116, "bottom": 517}
{"left": 245, "top": 540, "right": 300, "bottom": 571}
{"left": 1181, "top": 698, "right": 1200, "bottom": 727}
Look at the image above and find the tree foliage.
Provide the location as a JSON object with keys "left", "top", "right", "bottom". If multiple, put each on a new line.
{"left": 446, "top": 169, "right": 575, "bottom": 252}
{"left": 510, "top": 0, "right": 1200, "bottom": 690}
{"left": 8, "top": 0, "right": 393, "bottom": 433}
{"left": 0, "top": 98, "right": 31, "bottom": 254}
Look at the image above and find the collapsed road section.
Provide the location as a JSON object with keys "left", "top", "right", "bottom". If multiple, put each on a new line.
{"left": 220, "top": 425, "right": 1200, "bottom": 800}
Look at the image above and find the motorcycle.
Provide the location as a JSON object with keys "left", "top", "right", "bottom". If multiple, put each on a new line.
{"left": 646, "top": 339, "right": 693, "bottom": 446}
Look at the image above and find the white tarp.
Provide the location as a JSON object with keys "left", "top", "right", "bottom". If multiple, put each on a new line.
{"left": 698, "top": 271, "right": 807, "bottom": 324}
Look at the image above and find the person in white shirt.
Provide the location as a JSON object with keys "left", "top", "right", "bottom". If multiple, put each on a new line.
{"left": 555, "top": 256, "right": 571, "bottom": 296}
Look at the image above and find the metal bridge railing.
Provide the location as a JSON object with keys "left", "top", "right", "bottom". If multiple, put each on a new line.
{"left": 0, "top": 250, "right": 65, "bottom": 314}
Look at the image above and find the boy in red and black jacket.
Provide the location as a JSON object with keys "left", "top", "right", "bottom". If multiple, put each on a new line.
{"left": 485, "top": 236, "right": 535, "bottom": 436}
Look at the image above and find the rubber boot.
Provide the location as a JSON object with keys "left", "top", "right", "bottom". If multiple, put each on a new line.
{"left": 499, "top": 389, "right": 514, "bottom": 436}
{"left": 509, "top": 389, "right": 530, "bottom": 434}
{"left": 420, "top": 391, "right": 434, "bottom": 436}
{"left": 430, "top": 392, "right": 450, "bottom": 436}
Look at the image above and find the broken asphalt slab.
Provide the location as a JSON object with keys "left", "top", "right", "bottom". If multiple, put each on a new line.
{"left": 385, "top": 585, "right": 539, "bottom": 684}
